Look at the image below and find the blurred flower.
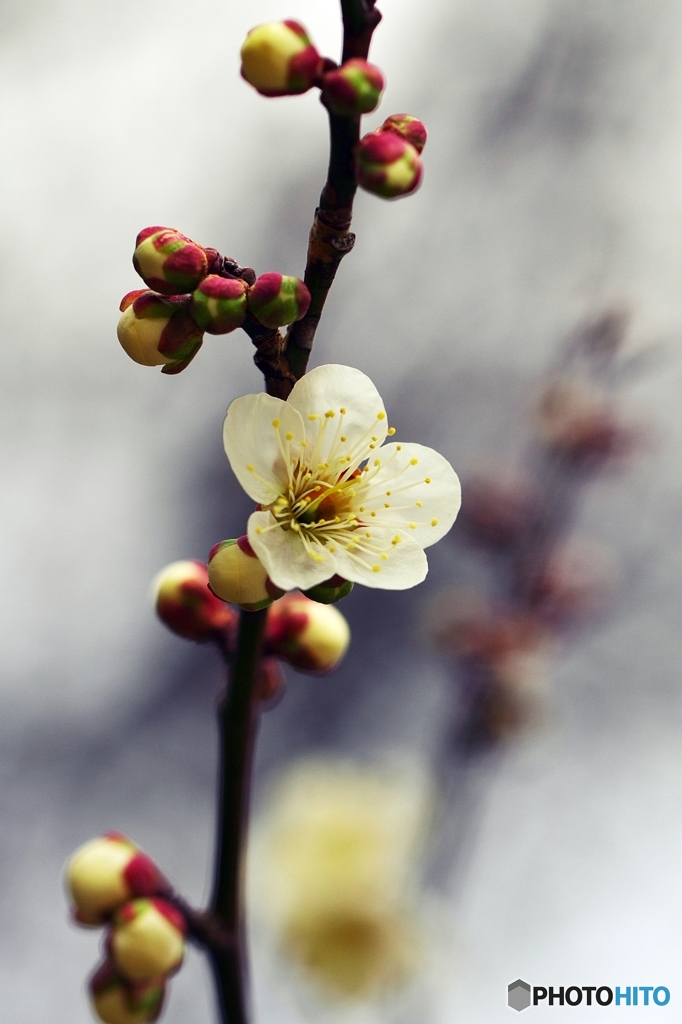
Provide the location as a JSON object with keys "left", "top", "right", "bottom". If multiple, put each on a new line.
{"left": 65, "top": 833, "right": 168, "bottom": 927}
{"left": 536, "top": 377, "right": 636, "bottom": 466}
{"left": 265, "top": 592, "right": 350, "bottom": 673}
{"left": 108, "top": 898, "right": 186, "bottom": 982}
{"left": 152, "top": 559, "right": 237, "bottom": 642}
{"left": 458, "top": 472, "right": 539, "bottom": 548}
{"left": 252, "top": 759, "right": 430, "bottom": 998}
{"left": 528, "top": 539, "right": 617, "bottom": 627}
{"left": 90, "top": 962, "right": 165, "bottom": 1024}
{"left": 240, "top": 21, "right": 322, "bottom": 97}
{"left": 223, "top": 364, "right": 461, "bottom": 592}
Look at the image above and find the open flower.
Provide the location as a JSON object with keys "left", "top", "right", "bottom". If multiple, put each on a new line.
{"left": 223, "top": 365, "right": 461, "bottom": 592}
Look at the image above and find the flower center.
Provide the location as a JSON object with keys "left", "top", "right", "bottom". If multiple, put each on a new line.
{"left": 268, "top": 465, "right": 363, "bottom": 538}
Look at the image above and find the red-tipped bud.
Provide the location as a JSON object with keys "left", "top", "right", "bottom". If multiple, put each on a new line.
{"left": 65, "top": 834, "right": 168, "bottom": 927}
{"left": 247, "top": 273, "right": 311, "bottom": 329}
{"left": 189, "top": 275, "right": 249, "bottom": 335}
{"left": 109, "top": 899, "right": 186, "bottom": 983}
{"left": 117, "top": 291, "right": 203, "bottom": 372}
{"left": 303, "top": 574, "right": 354, "bottom": 605}
{"left": 207, "top": 537, "right": 283, "bottom": 611}
{"left": 379, "top": 114, "right": 427, "bottom": 154}
{"left": 355, "top": 130, "right": 423, "bottom": 200}
{"left": 321, "top": 59, "right": 385, "bottom": 117}
{"left": 240, "top": 21, "right": 322, "bottom": 97}
{"left": 90, "top": 962, "right": 165, "bottom": 1024}
{"left": 133, "top": 227, "right": 208, "bottom": 296}
{"left": 265, "top": 593, "right": 350, "bottom": 673}
{"left": 152, "top": 560, "right": 238, "bottom": 642}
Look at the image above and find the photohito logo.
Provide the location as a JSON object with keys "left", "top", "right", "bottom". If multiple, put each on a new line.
{"left": 507, "top": 981, "right": 670, "bottom": 1011}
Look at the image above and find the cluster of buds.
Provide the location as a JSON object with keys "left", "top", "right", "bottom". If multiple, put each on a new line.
{"left": 355, "top": 114, "right": 427, "bottom": 199}
{"left": 153, "top": 554, "right": 351, "bottom": 676}
{"left": 240, "top": 20, "right": 384, "bottom": 116}
{"left": 65, "top": 834, "right": 186, "bottom": 1024}
{"left": 117, "top": 226, "right": 310, "bottom": 371}
{"left": 238, "top": 20, "right": 425, "bottom": 200}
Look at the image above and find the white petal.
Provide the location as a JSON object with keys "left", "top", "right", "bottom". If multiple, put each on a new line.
{"left": 223, "top": 393, "right": 305, "bottom": 505}
{"left": 362, "top": 443, "right": 461, "bottom": 548}
{"left": 247, "top": 510, "right": 338, "bottom": 592}
{"left": 332, "top": 526, "right": 428, "bottom": 589}
{"left": 287, "top": 364, "right": 388, "bottom": 469}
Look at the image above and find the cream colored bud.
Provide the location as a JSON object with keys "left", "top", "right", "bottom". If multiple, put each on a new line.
{"left": 117, "top": 305, "right": 173, "bottom": 367}
{"left": 207, "top": 537, "right": 280, "bottom": 611}
{"left": 110, "top": 899, "right": 185, "bottom": 982}
{"left": 66, "top": 835, "right": 136, "bottom": 926}
{"left": 265, "top": 594, "right": 350, "bottom": 672}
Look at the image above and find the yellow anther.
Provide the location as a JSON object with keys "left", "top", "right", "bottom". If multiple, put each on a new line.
{"left": 387, "top": 427, "right": 396, "bottom": 436}
{"left": 410, "top": 458, "right": 418, "bottom": 466}
{"left": 431, "top": 518, "right": 439, "bottom": 527}
{"left": 396, "top": 445, "right": 402, "bottom": 451}
{"left": 308, "top": 413, "right": 319, "bottom": 421}
{"left": 365, "top": 531, "right": 371, "bottom": 538}
{"left": 256, "top": 526, "right": 263, "bottom": 535}
{"left": 424, "top": 477, "right": 431, "bottom": 484}
{"left": 372, "top": 564, "right": 381, "bottom": 572}
{"left": 374, "top": 459, "right": 381, "bottom": 467}
{"left": 247, "top": 464, "right": 255, "bottom": 472}
{"left": 372, "top": 436, "right": 378, "bottom": 442}
{"left": 272, "top": 419, "right": 280, "bottom": 428}
{"left": 329, "top": 545, "right": 337, "bottom": 553}
{"left": 285, "top": 432, "right": 294, "bottom": 441}
{"left": 339, "top": 407, "right": 347, "bottom": 415}
{"left": 301, "top": 440, "right": 308, "bottom": 447}
{"left": 340, "top": 435, "right": 347, "bottom": 443}
{"left": 385, "top": 490, "right": 391, "bottom": 496}
{"left": 325, "top": 410, "right": 335, "bottom": 418}
{"left": 416, "top": 501, "right": 422, "bottom": 508}
{"left": 384, "top": 503, "right": 390, "bottom": 508}
{"left": 369, "top": 444, "right": 376, "bottom": 450}
{"left": 377, "top": 411, "right": 386, "bottom": 420}
{"left": 381, "top": 553, "right": 389, "bottom": 561}
{"left": 391, "top": 536, "right": 401, "bottom": 546}
{"left": 409, "top": 522, "right": 417, "bottom": 530}
{"left": 370, "top": 511, "right": 377, "bottom": 517}
{"left": 359, "top": 506, "right": 365, "bottom": 512}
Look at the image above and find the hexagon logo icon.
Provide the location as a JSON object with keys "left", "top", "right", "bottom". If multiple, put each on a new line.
{"left": 508, "top": 979, "right": 531, "bottom": 1012}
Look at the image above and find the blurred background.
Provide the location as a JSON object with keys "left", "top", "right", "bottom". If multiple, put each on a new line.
{"left": 2, "top": 0, "right": 682, "bottom": 1020}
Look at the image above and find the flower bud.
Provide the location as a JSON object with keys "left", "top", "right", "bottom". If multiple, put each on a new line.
{"left": 152, "top": 560, "right": 238, "bottom": 642}
{"left": 536, "top": 378, "right": 635, "bottom": 465}
{"left": 379, "top": 114, "right": 427, "bottom": 154}
{"left": 208, "top": 536, "right": 283, "bottom": 611}
{"left": 303, "top": 574, "right": 354, "bottom": 605}
{"left": 133, "top": 227, "right": 208, "bottom": 296}
{"left": 321, "top": 59, "right": 385, "bottom": 117}
{"left": 355, "top": 131, "right": 422, "bottom": 200}
{"left": 240, "top": 21, "right": 322, "bottom": 97}
{"left": 189, "top": 275, "right": 249, "bottom": 335}
{"left": 247, "top": 272, "right": 311, "bottom": 329}
{"left": 265, "top": 593, "right": 350, "bottom": 673}
{"left": 66, "top": 833, "right": 168, "bottom": 927}
{"left": 109, "top": 899, "right": 186, "bottom": 982}
{"left": 117, "top": 291, "right": 203, "bottom": 371}
{"left": 90, "top": 962, "right": 165, "bottom": 1024}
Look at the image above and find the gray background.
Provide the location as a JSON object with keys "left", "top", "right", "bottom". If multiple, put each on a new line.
{"left": 1, "top": 0, "right": 681, "bottom": 1020}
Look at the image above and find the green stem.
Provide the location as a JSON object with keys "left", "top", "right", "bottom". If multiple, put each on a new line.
{"left": 208, "top": 608, "right": 267, "bottom": 1024}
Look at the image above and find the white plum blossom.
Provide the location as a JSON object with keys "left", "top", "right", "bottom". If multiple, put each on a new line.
{"left": 223, "top": 364, "right": 461, "bottom": 592}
